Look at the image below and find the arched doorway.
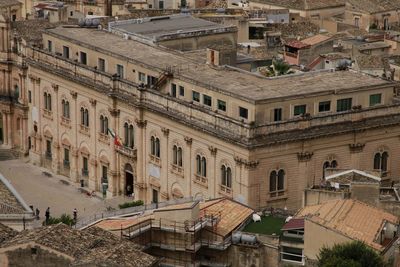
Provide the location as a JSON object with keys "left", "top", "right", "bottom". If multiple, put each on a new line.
{"left": 125, "top": 163, "right": 134, "bottom": 197}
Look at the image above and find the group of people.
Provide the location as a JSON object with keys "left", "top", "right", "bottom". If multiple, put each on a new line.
{"left": 32, "top": 206, "right": 78, "bottom": 225}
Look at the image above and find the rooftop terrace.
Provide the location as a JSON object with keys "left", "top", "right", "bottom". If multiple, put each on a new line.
{"left": 109, "top": 14, "right": 235, "bottom": 41}
{"left": 45, "top": 27, "right": 394, "bottom": 103}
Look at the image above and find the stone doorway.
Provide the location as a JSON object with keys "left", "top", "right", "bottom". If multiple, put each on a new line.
{"left": 125, "top": 163, "right": 134, "bottom": 197}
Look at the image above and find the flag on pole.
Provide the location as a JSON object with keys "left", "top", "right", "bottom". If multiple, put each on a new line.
{"left": 108, "top": 128, "right": 123, "bottom": 146}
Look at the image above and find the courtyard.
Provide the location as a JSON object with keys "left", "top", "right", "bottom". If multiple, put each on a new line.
{"left": 0, "top": 158, "right": 131, "bottom": 227}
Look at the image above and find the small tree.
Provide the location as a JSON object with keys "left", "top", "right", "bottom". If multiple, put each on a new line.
{"left": 318, "top": 241, "right": 387, "bottom": 267}
{"left": 260, "top": 60, "right": 294, "bottom": 77}
{"left": 43, "top": 214, "right": 75, "bottom": 226}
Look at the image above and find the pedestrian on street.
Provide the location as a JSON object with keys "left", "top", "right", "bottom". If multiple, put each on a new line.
{"left": 73, "top": 208, "right": 77, "bottom": 222}
{"left": 45, "top": 207, "right": 50, "bottom": 225}
{"left": 35, "top": 208, "right": 40, "bottom": 220}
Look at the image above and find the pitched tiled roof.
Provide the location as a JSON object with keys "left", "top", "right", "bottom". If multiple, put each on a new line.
{"left": 302, "top": 34, "right": 331, "bottom": 45}
{"left": 0, "top": 224, "right": 157, "bottom": 266}
{"left": 199, "top": 198, "right": 253, "bottom": 237}
{"left": 0, "top": 174, "right": 30, "bottom": 215}
{"left": 0, "top": 0, "right": 22, "bottom": 8}
{"left": 295, "top": 199, "right": 399, "bottom": 251}
{"left": 250, "top": 0, "right": 345, "bottom": 10}
{"left": 282, "top": 218, "right": 304, "bottom": 230}
{"left": 354, "top": 55, "right": 390, "bottom": 70}
{"left": 0, "top": 223, "right": 17, "bottom": 244}
{"left": 347, "top": 0, "right": 400, "bottom": 14}
{"left": 285, "top": 39, "right": 310, "bottom": 49}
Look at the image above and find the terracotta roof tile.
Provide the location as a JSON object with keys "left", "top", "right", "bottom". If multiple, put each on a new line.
{"left": 295, "top": 199, "right": 399, "bottom": 251}
{"left": 282, "top": 218, "right": 304, "bottom": 230}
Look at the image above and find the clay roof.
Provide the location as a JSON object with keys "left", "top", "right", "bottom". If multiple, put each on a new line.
{"left": 0, "top": 0, "right": 21, "bottom": 8}
{"left": 347, "top": 0, "right": 400, "bottom": 14}
{"left": 0, "top": 223, "right": 18, "bottom": 244}
{"left": 0, "top": 173, "right": 32, "bottom": 215}
{"left": 295, "top": 199, "right": 399, "bottom": 251}
{"left": 285, "top": 39, "right": 310, "bottom": 49}
{"left": 302, "top": 34, "right": 331, "bottom": 45}
{"left": 199, "top": 198, "right": 253, "bottom": 237}
{"left": 354, "top": 55, "right": 390, "bottom": 70}
{"left": 93, "top": 198, "right": 253, "bottom": 238}
{"left": 249, "top": 0, "right": 345, "bottom": 10}
{"left": 282, "top": 218, "right": 304, "bottom": 230}
{"left": 0, "top": 224, "right": 157, "bottom": 266}
{"left": 325, "top": 169, "right": 381, "bottom": 184}
{"left": 358, "top": 41, "right": 391, "bottom": 51}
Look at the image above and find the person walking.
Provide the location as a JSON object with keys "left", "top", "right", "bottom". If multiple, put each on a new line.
{"left": 35, "top": 208, "right": 40, "bottom": 220}
{"left": 73, "top": 208, "right": 77, "bottom": 223}
{"left": 45, "top": 207, "right": 50, "bottom": 225}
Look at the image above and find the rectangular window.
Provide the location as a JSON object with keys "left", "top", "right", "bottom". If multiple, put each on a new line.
{"left": 294, "top": 105, "right": 306, "bottom": 116}
{"left": 116, "top": 64, "right": 124, "bottom": 79}
{"left": 64, "top": 148, "right": 70, "bottom": 168}
{"left": 28, "top": 91, "right": 32, "bottom": 103}
{"left": 337, "top": 98, "right": 352, "bottom": 112}
{"left": 82, "top": 157, "right": 88, "bottom": 176}
{"left": 171, "top": 83, "right": 177, "bottom": 97}
{"left": 98, "top": 58, "right": 105, "bottom": 72}
{"left": 217, "top": 100, "right": 226, "bottom": 111}
{"left": 318, "top": 101, "right": 331, "bottom": 112}
{"left": 192, "top": 91, "right": 200, "bottom": 102}
{"left": 274, "top": 108, "right": 282, "bottom": 121}
{"left": 102, "top": 165, "right": 108, "bottom": 181}
{"left": 203, "top": 94, "right": 212, "bottom": 106}
{"left": 80, "top": 52, "right": 87, "bottom": 65}
{"left": 46, "top": 140, "right": 52, "bottom": 158}
{"left": 138, "top": 72, "right": 146, "bottom": 83}
{"left": 239, "top": 107, "right": 248, "bottom": 119}
{"left": 369, "top": 93, "right": 382, "bottom": 106}
{"left": 62, "top": 46, "right": 69, "bottom": 58}
{"left": 147, "top": 75, "right": 157, "bottom": 86}
{"left": 179, "top": 86, "right": 184, "bottom": 96}
{"left": 47, "top": 40, "right": 52, "bottom": 52}
{"left": 281, "top": 246, "right": 304, "bottom": 263}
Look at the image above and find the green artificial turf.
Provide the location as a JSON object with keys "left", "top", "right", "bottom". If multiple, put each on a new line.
{"left": 242, "top": 216, "right": 286, "bottom": 235}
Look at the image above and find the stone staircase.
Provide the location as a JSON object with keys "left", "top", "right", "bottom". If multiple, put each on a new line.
{"left": 0, "top": 149, "right": 20, "bottom": 161}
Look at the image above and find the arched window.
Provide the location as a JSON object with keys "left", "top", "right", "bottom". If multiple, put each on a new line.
{"left": 201, "top": 156, "right": 207, "bottom": 177}
{"left": 270, "top": 169, "right": 285, "bottom": 197}
{"left": 155, "top": 137, "right": 160, "bottom": 157}
{"left": 80, "top": 108, "right": 89, "bottom": 127}
{"left": 374, "top": 151, "right": 389, "bottom": 172}
{"left": 14, "top": 85, "right": 19, "bottom": 100}
{"left": 196, "top": 155, "right": 201, "bottom": 175}
{"left": 221, "top": 165, "right": 232, "bottom": 188}
{"left": 382, "top": 152, "right": 388, "bottom": 172}
{"left": 104, "top": 117, "right": 108, "bottom": 135}
{"left": 84, "top": 109, "right": 89, "bottom": 127}
{"left": 124, "top": 123, "right": 129, "bottom": 146}
{"left": 151, "top": 136, "right": 155, "bottom": 155}
{"left": 47, "top": 94, "right": 52, "bottom": 111}
{"left": 129, "top": 125, "right": 134, "bottom": 148}
{"left": 65, "top": 101, "right": 70, "bottom": 118}
{"left": 99, "top": 116, "right": 108, "bottom": 135}
{"left": 322, "top": 160, "right": 338, "bottom": 179}
{"left": 173, "top": 145, "right": 178, "bottom": 165}
{"left": 177, "top": 147, "right": 182, "bottom": 167}
{"left": 80, "top": 107, "right": 84, "bottom": 125}
{"left": 100, "top": 115, "right": 104, "bottom": 133}
{"left": 44, "top": 93, "right": 47, "bottom": 109}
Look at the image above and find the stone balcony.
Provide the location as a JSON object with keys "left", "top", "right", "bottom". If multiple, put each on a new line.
{"left": 115, "top": 145, "right": 137, "bottom": 159}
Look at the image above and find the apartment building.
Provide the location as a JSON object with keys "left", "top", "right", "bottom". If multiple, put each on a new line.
{"left": 1, "top": 13, "right": 400, "bottom": 212}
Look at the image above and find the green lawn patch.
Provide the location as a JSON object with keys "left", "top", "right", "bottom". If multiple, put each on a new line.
{"left": 242, "top": 216, "right": 285, "bottom": 235}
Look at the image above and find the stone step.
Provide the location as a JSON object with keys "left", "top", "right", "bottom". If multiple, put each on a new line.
{"left": 0, "top": 149, "right": 19, "bottom": 161}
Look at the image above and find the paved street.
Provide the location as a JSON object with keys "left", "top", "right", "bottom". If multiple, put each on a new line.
{"left": 0, "top": 159, "right": 130, "bottom": 226}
